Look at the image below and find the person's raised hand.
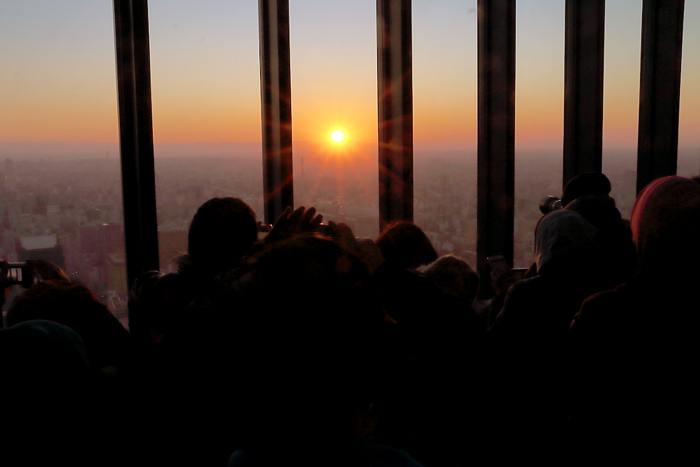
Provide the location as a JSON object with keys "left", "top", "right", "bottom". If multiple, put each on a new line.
{"left": 490, "top": 270, "right": 516, "bottom": 296}
{"left": 25, "top": 259, "right": 70, "bottom": 282}
{"left": 265, "top": 206, "right": 323, "bottom": 244}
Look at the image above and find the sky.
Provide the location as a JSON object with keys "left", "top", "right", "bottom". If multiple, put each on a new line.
{"left": 0, "top": 0, "right": 698, "bottom": 149}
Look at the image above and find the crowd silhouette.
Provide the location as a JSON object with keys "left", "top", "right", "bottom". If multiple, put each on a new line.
{"left": 1, "top": 172, "right": 698, "bottom": 466}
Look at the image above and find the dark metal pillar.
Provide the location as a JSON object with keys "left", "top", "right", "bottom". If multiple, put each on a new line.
{"left": 477, "top": 0, "right": 515, "bottom": 296}
{"left": 113, "top": 0, "right": 159, "bottom": 288}
{"left": 377, "top": 0, "right": 413, "bottom": 231}
{"left": 637, "top": 0, "right": 685, "bottom": 194}
{"left": 563, "top": 0, "right": 605, "bottom": 187}
{"left": 259, "top": 0, "right": 294, "bottom": 224}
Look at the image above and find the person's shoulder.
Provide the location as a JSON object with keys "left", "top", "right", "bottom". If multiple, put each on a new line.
{"left": 502, "top": 275, "right": 546, "bottom": 302}
{"left": 571, "top": 279, "right": 636, "bottom": 334}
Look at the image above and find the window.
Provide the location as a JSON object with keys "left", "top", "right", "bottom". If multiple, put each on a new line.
{"left": 678, "top": 0, "right": 700, "bottom": 178}
{"left": 0, "top": 0, "right": 127, "bottom": 325}
{"left": 413, "top": 0, "right": 478, "bottom": 263}
{"left": 602, "top": 0, "right": 643, "bottom": 218}
{"left": 148, "top": 0, "right": 264, "bottom": 272}
{"left": 289, "top": 0, "right": 379, "bottom": 238}
{"left": 514, "top": 0, "right": 565, "bottom": 267}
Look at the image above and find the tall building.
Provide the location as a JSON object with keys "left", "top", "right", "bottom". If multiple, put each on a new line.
{"left": 15, "top": 234, "right": 66, "bottom": 270}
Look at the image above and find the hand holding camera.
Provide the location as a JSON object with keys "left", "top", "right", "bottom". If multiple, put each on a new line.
{"left": 265, "top": 206, "right": 324, "bottom": 244}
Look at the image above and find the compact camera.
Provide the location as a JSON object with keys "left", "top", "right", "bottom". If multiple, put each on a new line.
{"left": 4, "top": 262, "right": 38, "bottom": 288}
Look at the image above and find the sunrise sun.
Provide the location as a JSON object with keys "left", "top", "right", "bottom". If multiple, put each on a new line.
{"left": 331, "top": 130, "right": 345, "bottom": 143}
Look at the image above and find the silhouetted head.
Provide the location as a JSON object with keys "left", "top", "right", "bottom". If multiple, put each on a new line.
{"left": 565, "top": 194, "right": 624, "bottom": 233}
{"left": 0, "top": 319, "right": 95, "bottom": 465}
{"left": 420, "top": 254, "right": 480, "bottom": 304}
{"left": 562, "top": 172, "right": 612, "bottom": 207}
{"left": 630, "top": 175, "right": 700, "bottom": 272}
{"left": 376, "top": 221, "right": 438, "bottom": 270}
{"left": 0, "top": 319, "right": 89, "bottom": 385}
{"left": 535, "top": 210, "right": 597, "bottom": 275}
{"left": 6, "top": 280, "right": 129, "bottom": 370}
{"left": 187, "top": 197, "right": 257, "bottom": 273}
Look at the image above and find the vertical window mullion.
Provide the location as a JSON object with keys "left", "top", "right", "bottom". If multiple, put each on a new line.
{"left": 477, "top": 0, "right": 516, "bottom": 296}
{"left": 637, "top": 0, "right": 685, "bottom": 193}
{"left": 113, "top": 0, "right": 159, "bottom": 288}
{"left": 563, "top": 0, "right": 605, "bottom": 187}
{"left": 377, "top": 0, "right": 413, "bottom": 231}
{"left": 259, "top": 0, "right": 294, "bottom": 224}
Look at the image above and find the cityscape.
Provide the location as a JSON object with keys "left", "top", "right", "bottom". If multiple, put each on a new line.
{"left": 1, "top": 142, "right": 699, "bottom": 327}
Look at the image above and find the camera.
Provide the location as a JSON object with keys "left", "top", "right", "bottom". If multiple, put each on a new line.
{"left": 539, "top": 196, "right": 562, "bottom": 215}
{"left": 316, "top": 223, "right": 330, "bottom": 236}
{"left": 5, "top": 262, "right": 37, "bottom": 288}
{"left": 257, "top": 222, "right": 272, "bottom": 240}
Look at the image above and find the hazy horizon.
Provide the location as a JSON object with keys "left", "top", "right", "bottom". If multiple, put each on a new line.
{"left": 3, "top": 139, "right": 698, "bottom": 161}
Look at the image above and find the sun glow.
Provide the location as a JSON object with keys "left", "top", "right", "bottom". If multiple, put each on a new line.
{"left": 331, "top": 130, "right": 345, "bottom": 142}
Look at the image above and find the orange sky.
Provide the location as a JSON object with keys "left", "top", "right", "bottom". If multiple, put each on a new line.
{"left": 1, "top": 1, "right": 698, "bottom": 150}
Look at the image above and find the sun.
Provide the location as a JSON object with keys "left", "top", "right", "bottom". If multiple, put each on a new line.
{"left": 331, "top": 130, "right": 345, "bottom": 143}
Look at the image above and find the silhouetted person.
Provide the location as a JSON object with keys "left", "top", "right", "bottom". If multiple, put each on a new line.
{"left": 0, "top": 320, "right": 122, "bottom": 467}
{"left": 223, "top": 235, "right": 422, "bottom": 467}
{"left": 129, "top": 197, "right": 258, "bottom": 366}
{"left": 420, "top": 254, "right": 481, "bottom": 307}
{"left": 375, "top": 221, "right": 438, "bottom": 270}
{"left": 489, "top": 209, "right": 600, "bottom": 462}
{"left": 373, "top": 253, "right": 490, "bottom": 466}
{"left": 561, "top": 172, "right": 612, "bottom": 207}
{"left": 127, "top": 197, "right": 259, "bottom": 466}
{"left": 565, "top": 193, "right": 638, "bottom": 290}
{"left": 5, "top": 261, "right": 129, "bottom": 373}
{"left": 569, "top": 176, "right": 700, "bottom": 462}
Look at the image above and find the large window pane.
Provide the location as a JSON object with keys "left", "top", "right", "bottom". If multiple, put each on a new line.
{"left": 0, "top": 1, "right": 127, "bottom": 326}
{"left": 514, "top": 0, "right": 565, "bottom": 268}
{"left": 602, "top": 0, "right": 642, "bottom": 218}
{"left": 289, "top": 0, "right": 379, "bottom": 238}
{"left": 413, "top": 0, "right": 478, "bottom": 264}
{"left": 148, "top": 0, "right": 263, "bottom": 272}
{"left": 679, "top": 1, "right": 700, "bottom": 178}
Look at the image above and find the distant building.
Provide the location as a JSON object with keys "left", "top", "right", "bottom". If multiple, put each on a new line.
{"left": 105, "top": 252, "right": 127, "bottom": 294}
{"left": 15, "top": 234, "right": 66, "bottom": 270}
{"left": 79, "top": 223, "right": 124, "bottom": 258}
{"left": 79, "top": 225, "right": 100, "bottom": 253}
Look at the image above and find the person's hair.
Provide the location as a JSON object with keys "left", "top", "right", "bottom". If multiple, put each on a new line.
{"left": 561, "top": 172, "right": 612, "bottom": 207}
{"left": 631, "top": 176, "right": 700, "bottom": 271}
{"left": 6, "top": 280, "right": 128, "bottom": 370}
{"left": 375, "top": 221, "right": 438, "bottom": 269}
{"left": 420, "top": 254, "right": 480, "bottom": 304}
{"left": 187, "top": 197, "right": 257, "bottom": 272}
